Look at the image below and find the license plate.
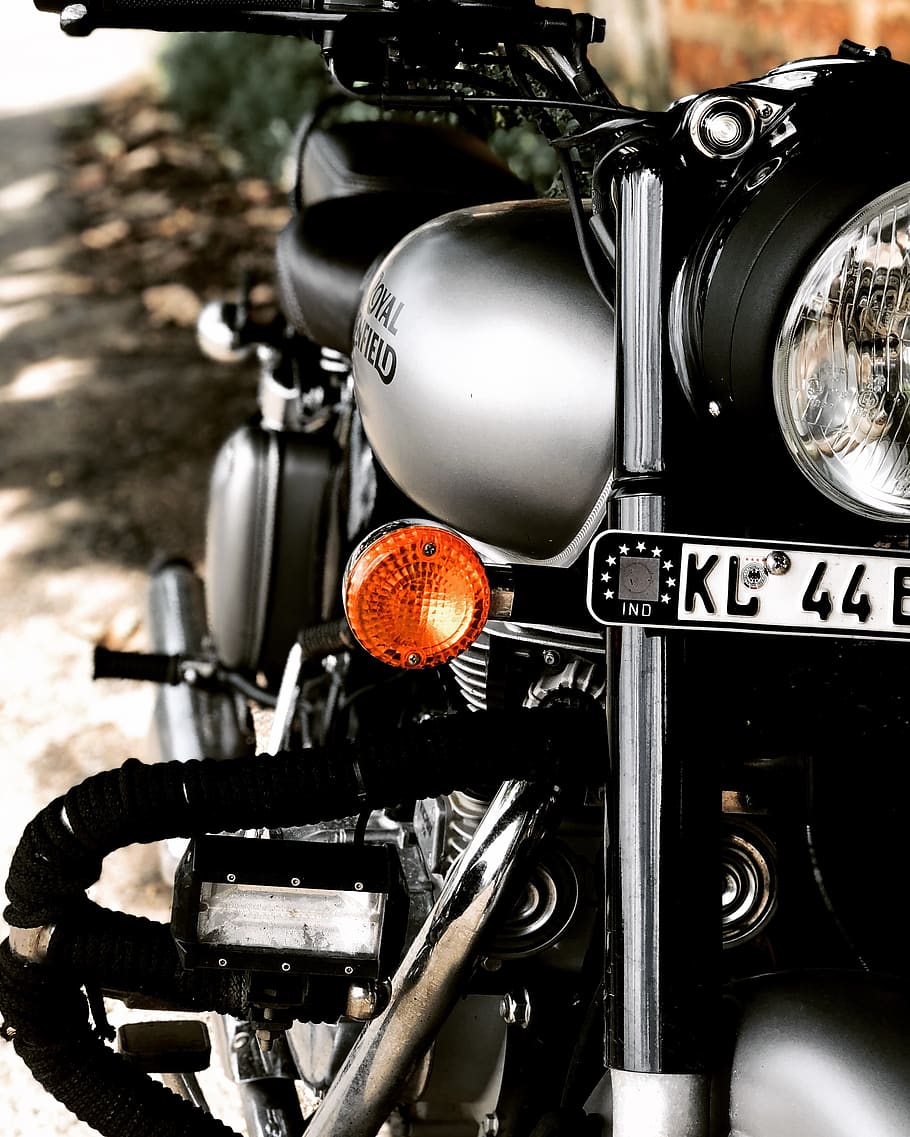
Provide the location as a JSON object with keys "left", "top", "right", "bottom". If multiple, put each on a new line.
{"left": 586, "top": 531, "right": 910, "bottom": 642}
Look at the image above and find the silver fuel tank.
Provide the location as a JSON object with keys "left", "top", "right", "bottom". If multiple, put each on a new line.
{"left": 351, "top": 199, "right": 615, "bottom": 564}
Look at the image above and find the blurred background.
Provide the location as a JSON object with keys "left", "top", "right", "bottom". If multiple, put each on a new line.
{"left": 598, "top": 0, "right": 910, "bottom": 110}
{"left": 2, "top": 0, "right": 910, "bottom": 1133}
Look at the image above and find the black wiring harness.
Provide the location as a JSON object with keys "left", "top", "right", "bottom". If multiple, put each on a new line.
{"left": 1, "top": 708, "right": 603, "bottom": 1137}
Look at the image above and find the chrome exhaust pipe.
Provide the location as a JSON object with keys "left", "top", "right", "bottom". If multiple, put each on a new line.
{"left": 304, "top": 778, "right": 562, "bottom": 1137}
{"left": 146, "top": 560, "right": 249, "bottom": 765}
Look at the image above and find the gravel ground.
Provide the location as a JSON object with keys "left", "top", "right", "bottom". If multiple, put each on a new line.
{"left": 0, "top": 11, "right": 271, "bottom": 1134}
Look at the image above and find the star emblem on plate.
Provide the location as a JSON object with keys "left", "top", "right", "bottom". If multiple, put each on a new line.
{"left": 587, "top": 532, "right": 684, "bottom": 625}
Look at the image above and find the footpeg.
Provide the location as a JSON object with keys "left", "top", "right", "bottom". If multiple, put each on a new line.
{"left": 116, "top": 1019, "right": 211, "bottom": 1074}
{"left": 93, "top": 646, "right": 184, "bottom": 685}
{"left": 117, "top": 1019, "right": 213, "bottom": 1112}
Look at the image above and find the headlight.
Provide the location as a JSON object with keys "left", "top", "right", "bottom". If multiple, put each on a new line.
{"left": 669, "top": 58, "right": 910, "bottom": 521}
{"left": 172, "top": 834, "right": 408, "bottom": 980}
{"left": 773, "top": 183, "right": 910, "bottom": 519}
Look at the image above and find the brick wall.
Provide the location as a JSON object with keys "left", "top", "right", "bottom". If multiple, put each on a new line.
{"left": 667, "top": 0, "right": 910, "bottom": 98}
{"left": 584, "top": 0, "right": 910, "bottom": 107}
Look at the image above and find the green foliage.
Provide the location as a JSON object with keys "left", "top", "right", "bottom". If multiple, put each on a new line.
{"left": 160, "top": 32, "right": 333, "bottom": 181}
{"left": 488, "top": 122, "right": 558, "bottom": 194}
{"left": 159, "top": 32, "right": 558, "bottom": 193}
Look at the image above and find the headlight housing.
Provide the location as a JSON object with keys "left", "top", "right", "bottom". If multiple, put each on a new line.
{"left": 773, "top": 183, "right": 910, "bottom": 519}
{"left": 671, "top": 135, "right": 910, "bottom": 522}
{"left": 669, "top": 55, "right": 910, "bottom": 522}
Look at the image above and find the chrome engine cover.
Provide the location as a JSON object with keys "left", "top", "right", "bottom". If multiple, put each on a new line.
{"left": 351, "top": 200, "right": 615, "bottom": 563}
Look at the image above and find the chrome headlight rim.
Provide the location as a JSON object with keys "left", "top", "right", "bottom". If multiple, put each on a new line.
{"left": 772, "top": 180, "right": 910, "bottom": 522}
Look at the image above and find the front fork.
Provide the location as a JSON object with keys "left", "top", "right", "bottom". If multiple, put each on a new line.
{"left": 603, "top": 160, "right": 714, "bottom": 1134}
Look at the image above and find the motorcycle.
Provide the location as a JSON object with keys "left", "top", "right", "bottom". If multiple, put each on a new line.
{"left": 3, "top": 1, "right": 910, "bottom": 1135}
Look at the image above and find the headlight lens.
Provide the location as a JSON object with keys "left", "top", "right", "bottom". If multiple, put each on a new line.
{"left": 774, "top": 182, "right": 910, "bottom": 518}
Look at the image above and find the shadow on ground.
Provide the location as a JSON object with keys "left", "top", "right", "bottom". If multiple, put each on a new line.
{"left": 0, "top": 92, "right": 282, "bottom": 577}
{"left": 0, "top": 84, "right": 287, "bottom": 1137}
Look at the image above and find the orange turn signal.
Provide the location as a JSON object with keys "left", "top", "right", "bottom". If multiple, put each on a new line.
{"left": 343, "top": 524, "right": 491, "bottom": 669}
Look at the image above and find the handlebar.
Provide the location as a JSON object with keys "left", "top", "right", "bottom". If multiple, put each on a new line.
{"left": 36, "top": 0, "right": 352, "bottom": 34}
{"left": 35, "top": 0, "right": 604, "bottom": 47}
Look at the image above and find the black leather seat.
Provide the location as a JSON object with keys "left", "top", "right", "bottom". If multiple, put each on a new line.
{"left": 275, "top": 118, "right": 532, "bottom": 353}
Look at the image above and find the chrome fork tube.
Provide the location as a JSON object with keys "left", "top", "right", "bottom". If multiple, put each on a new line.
{"left": 606, "top": 160, "right": 711, "bottom": 1134}
{"left": 304, "top": 778, "right": 560, "bottom": 1137}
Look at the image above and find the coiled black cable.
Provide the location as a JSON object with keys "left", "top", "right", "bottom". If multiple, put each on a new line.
{"left": 1, "top": 709, "right": 603, "bottom": 1137}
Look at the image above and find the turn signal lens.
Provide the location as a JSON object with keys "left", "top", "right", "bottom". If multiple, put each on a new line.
{"left": 343, "top": 524, "right": 491, "bottom": 668}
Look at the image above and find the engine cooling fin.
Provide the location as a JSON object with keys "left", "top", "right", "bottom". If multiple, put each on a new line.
{"left": 448, "top": 633, "right": 491, "bottom": 711}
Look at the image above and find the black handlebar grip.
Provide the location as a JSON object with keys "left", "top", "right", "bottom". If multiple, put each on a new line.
{"left": 33, "top": 0, "right": 562, "bottom": 42}
{"left": 93, "top": 646, "right": 182, "bottom": 685}
{"left": 34, "top": 0, "right": 326, "bottom": 36}
{"left": 35, "top": 0, "right": 311, "bottom": 11}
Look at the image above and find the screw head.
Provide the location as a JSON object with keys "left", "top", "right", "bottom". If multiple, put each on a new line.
{"left": 291, "top": 877, "right": 301, "bottom": 887}
{"left": 281, "top": 962, "right": 291, "bottom": 973}
{"left": 422, "top": 542, "right": 437, "bottom": 557}
{"left": 406, "top": 652, "right": 422, "bottom": 667}
{"left": 765, "top": 550, "right": 791, "bottom": 576}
